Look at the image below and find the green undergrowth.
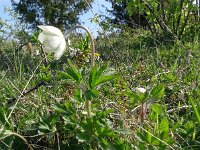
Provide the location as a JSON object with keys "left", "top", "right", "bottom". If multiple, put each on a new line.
{"left": 0, "top": 30, "right": 200, "bottom": 149}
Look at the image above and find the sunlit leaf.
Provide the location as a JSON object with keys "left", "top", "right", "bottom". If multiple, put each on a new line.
{"left": 67, "top": 59, "right": 81, "bottom": 82}
{"left": 125, "top": 92, "right": 139, "bottom": 104}
{"left": 189, "top": 97, "right": 200, "bottom": 125}
{"left": 151, "top": 104, "right": 163, "bottom": 114}
{"left": 150, "top": 85, "right": 165, "bottom": 99}
{"left": 95, "top": 75, "right": 119, "bottom": 88}
{"left": 56, "top": 71, "right": 73, "bottom": 80}
{"left": 160, "top": 117, "right": 169, "bottom": 132}
{"left": 89, "top": 65, "right": 98, "bottom": 89}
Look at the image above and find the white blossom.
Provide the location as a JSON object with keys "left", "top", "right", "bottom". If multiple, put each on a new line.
{"left": 135, "top": 87, "right": 146, "bottom": 94}
{"left": 38, "top": 25, "right": 66, "bottom": 60}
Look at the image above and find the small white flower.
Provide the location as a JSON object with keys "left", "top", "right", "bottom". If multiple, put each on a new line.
{"left": 35, "top": 49, "right": 40, "bottom": 56}
{"left": 38, "top": 25, "right": 66, "bottom": 60}
{"left": 135, "top": 87, "right": 146, "bottom": 94}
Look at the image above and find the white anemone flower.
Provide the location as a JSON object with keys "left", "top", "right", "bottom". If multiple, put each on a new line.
{"left": 135, "top": 87, "right": 146, "bottom": 94}
{"left": 38, "top": 25, "right": 66, "bottom": 60}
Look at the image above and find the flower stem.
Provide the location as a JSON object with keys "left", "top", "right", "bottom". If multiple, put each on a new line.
{"left": 140, "top": 102, "right": 146, "bottom": 124}
{"left": 85, "top": 100, "right": 91, "bottom": 118}
{"left": 66, "top": 25, "right": 95, "bottom": 117}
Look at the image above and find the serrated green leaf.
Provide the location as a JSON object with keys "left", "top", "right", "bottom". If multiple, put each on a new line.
{"left": 96, "top": 63, "right": 108, "bottom": 80}
{"left": 56, "top": 71, "right": 73, "bottom": 80}
{"left": 67, "top": 59, "right": 81, "bottom": 82}
{"left": 66, "top": 69, "right": 80, "bottom": 82}
{"left": 89, "top": 63, "right": 111, "bottom": 89}
{"left": 94, "top": 74, "right": 118, "bottom": 88}
{"left": 89, "top": 65, "right": 98, "bottom": 89}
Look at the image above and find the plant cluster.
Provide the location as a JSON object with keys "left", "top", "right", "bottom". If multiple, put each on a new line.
{"left": 106, "top": 0, "right": 200, "bottom": 42}
{"left": 0, "top": 11, "right": 200, "bottom": 150}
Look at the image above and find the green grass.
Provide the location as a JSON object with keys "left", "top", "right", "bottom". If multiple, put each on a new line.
{"left": 0, "top": 29, "right": 200, "bottom": 149}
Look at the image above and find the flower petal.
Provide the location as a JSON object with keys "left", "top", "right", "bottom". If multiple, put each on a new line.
{"left": 136, "top": 87, "right": 146, "bottom": 94}
{"left": 42, "top": 35, "right": 64, "bottom": 53}
{"left": 38, "top": 25, "right": 66, "bottom": 59}
{"left": 54, "top": 38, "right": 66, "bottom": 60}
{"left": 38, "top": 25, "right": 64, "bottom": 37}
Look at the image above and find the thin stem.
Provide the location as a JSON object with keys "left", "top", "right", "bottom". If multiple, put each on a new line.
{"left": 66, "top": 25, "right": 95, "bottom": 118}
{"left": 7, "top": 81, "right": 45, "bottom": 105}
{"left": 85, "top": 100, "right": 91, "bottom": 118}
{"left": 119, "top": 80, "right": 126, "bottom": 115}
{"left": 140, "top": 102, "right": 145, "bottom": 124}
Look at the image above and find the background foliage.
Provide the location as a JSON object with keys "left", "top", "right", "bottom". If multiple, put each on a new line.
{"left": 106, "top": 0, "right": 200, "bottom": 41}
{"left": 11, "top": 0, "right": 94, "bottom": 30}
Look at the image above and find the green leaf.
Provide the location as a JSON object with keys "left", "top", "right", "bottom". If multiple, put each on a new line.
{"left": 0, "top": 108, "right": 11, "bottom": 128}
{"left": 74, "top": 89, "right": 83, "bottom": 102}
{"left": 189, "top": 97, "right": 200, "bottom": 125}
{"left": 151, "top": 104, "right": 163, "bottom": 114}
{"left": 38, "top": 116, "right": 58, "bottom": 133}
{"left": 160, "top": 117, "right": 169, "bottom": 132}
{"left": 38, "top": 124, "right": 50, "bottom": 132}
{"left": 66, "top": 69, "right": 80, "bottom": 82}
{"left": 76, "top": 132, "right": 91, "bottom": 143}
{"left": 89, "top": 63, "right": 114, "bottom": 89}
{"left": 0, "top": 136, "right": 14, "bottom": 150}
{"left": 96, "top": 63, "right": 108, "bottom": 80}
{"left": 67, "top": 59, "right": 81, "bottom": 82}
{"left": 151, "top": 137, "right": 160, "bottom": 145}
{"left": 150, "top": 85, "right": 165, "bottom": 99}
{"left": 125, "top": 92, "right": 139, "bottom": 104}
{"left": 52, "top": 104, "right": 67, "bottom": 113}
{"left": 0, "top": 129, "right": 13, "bottom": 140}
{"left": 147, "top": 131, "right": 152, "bottom": 143}
{"left": 94, "top": 74, "right": 118, "bottom": 88}
{"left": 56, "top": 71, "right": 73, "bottom": 80}
{"left": 84, "top": 89, "right": 99, "bottom": 100}
{"left": 89, "top": 65, "right": 98, "bottom": 89}
{"left": 138, "top": 92, "right": 148, "bottom": 103}
{"left": 184, "top": 121, "right": 194, "bottom": 131}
